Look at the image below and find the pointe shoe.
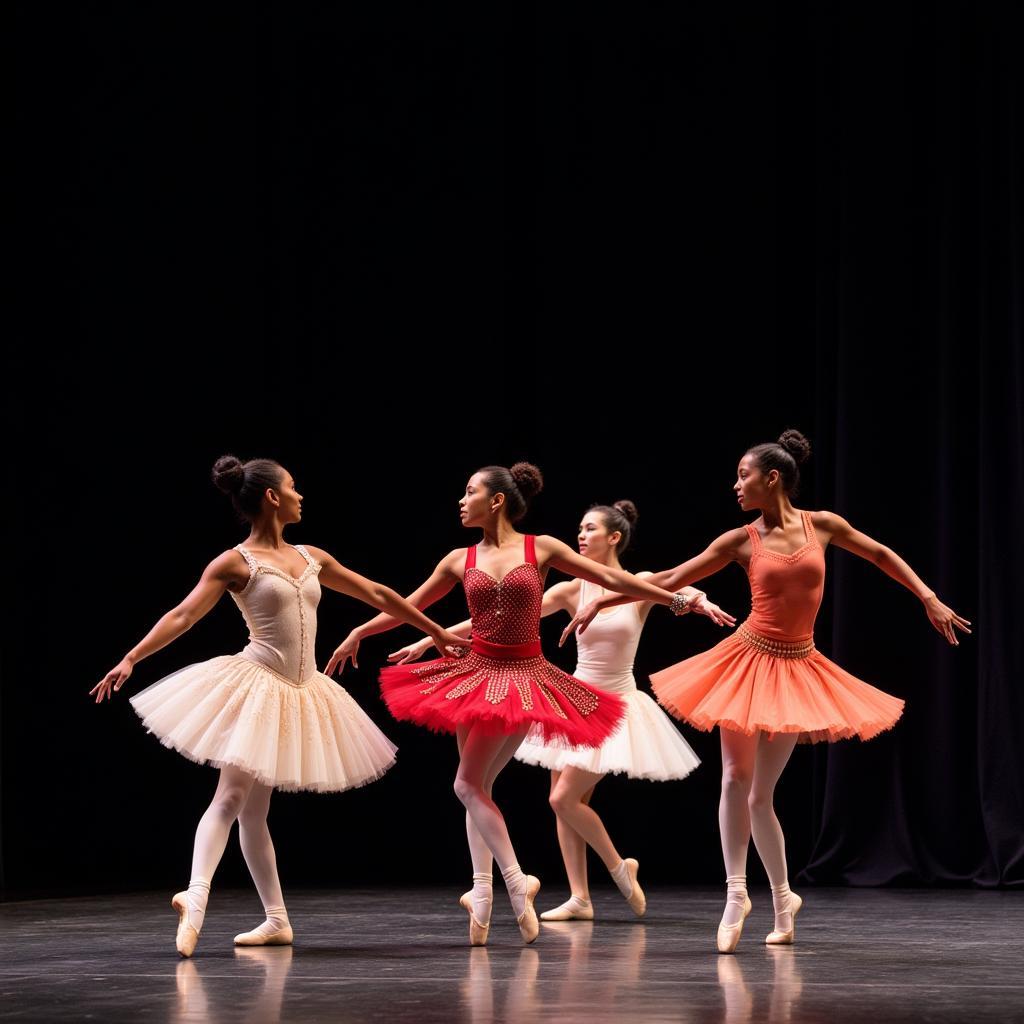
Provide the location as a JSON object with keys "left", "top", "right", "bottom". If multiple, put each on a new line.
{"left": 233, "top": 923, "right": 294, "bottom": 946}
{"left": 765, "top": 892, "right": 803, "bottom": 945}
{"left": 622, "top": 858, "right": 646, "bottom": 917}
{"left": 171, "top": 892, "right": 201, "bottom": 958}
{"left": 716, "top": 895, "right": 752, "bottom": 954}
{"left": 539, "top": 898, "right": 594, "bottom": 922}
{"left": 516, "top": 876, "right": 542, "bottom": 944}
{"left": 459, "top": 891, "right": 491, "bottom": 947}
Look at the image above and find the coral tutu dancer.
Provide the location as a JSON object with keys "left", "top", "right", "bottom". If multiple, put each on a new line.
{"left": 91, "top": 456, "right": 467, "bottom": 957}
{"left": 564, "top": 431, "right": 970, "bottom": 953}
{"left": 329, "top": 463, "right": 702, "bottom": 945}
{"left": 392, "top": 499, "right": 734, "bottom": 922}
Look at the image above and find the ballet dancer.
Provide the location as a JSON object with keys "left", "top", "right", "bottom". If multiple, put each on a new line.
{"left": 328, "top": 463, "right": 710, "bottom": 945}
{"left": 390, "top": 499, "right": 734, "bottom": 922}
{"left": 91, "top": 455, "right": 467, "bottom": 957}
{"left": 561, "top": 431, "right": 970, "bottom": 952}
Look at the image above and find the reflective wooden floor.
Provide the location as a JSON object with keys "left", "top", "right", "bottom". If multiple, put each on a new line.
{"left": 1, "top": 887, "right": 1019, "bottom": 1022}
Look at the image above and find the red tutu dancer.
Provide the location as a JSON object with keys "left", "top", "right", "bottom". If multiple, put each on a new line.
{"left": 327, "top": 462, "right": 696, "bottom": 946}
{"left": 564, "top": 431, "right": 971, "bottom": 954}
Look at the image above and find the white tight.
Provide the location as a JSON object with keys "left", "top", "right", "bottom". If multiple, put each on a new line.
{"left": 184, "top": 765, "right": 286, "bottom": 931}
{"left": 455, "top": 725, "right": 531, "bottom": 918}
{"left": 718, "top": 729, "right": 798, "bottom": 928}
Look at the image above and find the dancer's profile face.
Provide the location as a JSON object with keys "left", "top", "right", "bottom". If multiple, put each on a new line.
{"left": 734, "top": 454, "right": 770, "bottom": 511}
{"left": 459, "top": 473, "right": 497, "bottom": 528}
{"left": 577, "top": 511, "right": 619, "bottom": 561}
{"left": 271, "top": 469, "right": 304, "bottom": 524}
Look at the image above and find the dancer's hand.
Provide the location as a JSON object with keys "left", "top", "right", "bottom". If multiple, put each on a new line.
{"left": 387, "top": 637, "right": 433, "bottom": 665}
{"left": 326, "top": 631, "right": 361, "bottom": 675}
{"left": 90, "top": 657, "right": 133, "bottom": 703}
{"left": 429, "top": 629, "right": 471, "bottom": 659}
{"left": 691, "top": 596, "right": 737, "bottom": 627}
{"left": 558, "top": 599, "right": 601, "bottom": 647}
{"left": 923, "top": 595, "right": 972, "bottom": 646}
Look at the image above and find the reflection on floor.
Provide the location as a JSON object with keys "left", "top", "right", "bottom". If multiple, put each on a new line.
{"left": 1, "top": 887, "right": 1019, "bottom": 1022}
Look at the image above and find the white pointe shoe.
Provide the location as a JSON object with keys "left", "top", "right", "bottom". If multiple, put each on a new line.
{"left": 516, "top": 876, "right": 542, "bottom": 944}
{"left": 621, "top": 858, "right": 646, "bottom": 917}
{"left": 171, "top": 892, "right": 201, "bottom": 958}
{"left": 459, "top": 891, "right": 491, "bottom": 947}
{"left": 539, "top": 897, "right": 594, "bottom": 922}
{"left": 765, "top": 892, "right": 803, "bottom": 945}
{"left": 716, "top": 895, "right": 753, "bottom": 954}
{"left": 233, "top": 923, "right": 294, "bottom": 947}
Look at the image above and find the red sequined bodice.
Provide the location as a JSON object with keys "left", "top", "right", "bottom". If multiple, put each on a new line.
{"left": 463, "top": 536, "right": 542, "bottom": 645}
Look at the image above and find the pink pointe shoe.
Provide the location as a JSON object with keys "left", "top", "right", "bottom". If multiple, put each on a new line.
{"left": 171, "top": 892, "right": 201, "bottom": 959}
{"left": 765, "top": 892, "right": 803, "bottom": 945}
{"left": 459, "top": 891, "right": 491, "bottom": 947}
{"left": 717, "top": 895, "right": 753, "bottom": 954}
{"left": 516, "top": 876, "right": 542, "bottom": 944}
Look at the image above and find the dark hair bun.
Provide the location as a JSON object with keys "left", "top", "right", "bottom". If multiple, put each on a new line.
{"left": 613, "top": 499, "right": 639, "bottom": 526}
{"left": 212, "top": 455, "right": 246, "bottom": 495}
{"left": 510, "top": 462, "right": 544, "bottom": 500}
{"left": 777, "top": 429, "right": 811, "bottom": 465}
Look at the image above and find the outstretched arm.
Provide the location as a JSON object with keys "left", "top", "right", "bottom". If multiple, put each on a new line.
{"left": 553, "top": 531, "right": 743, "bottom": 643}
{"left": 322, "top": 548, "right": 465, "bottom": 675}
{"left": 90, "top": 550, "right": 248, "bottom": 702}
{"left": 818, "top": 512, "right": 971, "bottom": 645}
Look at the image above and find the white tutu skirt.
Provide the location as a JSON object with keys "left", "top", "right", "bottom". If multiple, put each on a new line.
{"left": 129, "top": 654, "right": 398, "bottom": 793}
{"left": 515, "top": 688, "right": 701, "bottom": 781}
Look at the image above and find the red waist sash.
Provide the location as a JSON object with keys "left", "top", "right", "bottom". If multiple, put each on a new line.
{"left": 470, "top": 636, "right": 543, "bottom": 660}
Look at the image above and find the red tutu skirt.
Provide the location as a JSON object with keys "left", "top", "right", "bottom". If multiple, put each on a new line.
{"left": 650, "top": 623, "right": 905, "bottom": 744}
{"left": 379, "top": 637, "right": 625, "bottom": 747}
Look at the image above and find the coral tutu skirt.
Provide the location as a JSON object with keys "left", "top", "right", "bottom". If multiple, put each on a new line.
{"left": 379, "top": 638, "right": 625, "bottom": 747}
{"left": 650, "top": 623, "right": 905, "bottom": 744}
{"left": 130, "top": 654, "right": 398, "bottom": 792}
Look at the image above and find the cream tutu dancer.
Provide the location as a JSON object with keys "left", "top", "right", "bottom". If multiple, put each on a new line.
{"left": 91, "top": 456, "right": 466, "bottom": 957}
{"left": 564, "top": 431, "right": 971, "bottom": 953}
{"left": 330, "top": 463, "right": 699, "bottom": 946}
{"left": 393, "top": 500, "right": 732, "bottom": 923}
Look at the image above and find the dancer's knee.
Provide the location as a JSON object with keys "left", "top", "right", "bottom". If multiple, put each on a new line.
{"left": 721, "top": 767, "right": 752, "bottom": 798}
{"left": 212, "top": 784, "right": 249, "bottom": 821}
{"left": 453, "top": 775, "right": 479, "bottom": 807}
{"left": 747, "top": 787, "right": 775, "bottom": 815}
{"left": 548, "top": 785, "right": 575, "bottom": 818}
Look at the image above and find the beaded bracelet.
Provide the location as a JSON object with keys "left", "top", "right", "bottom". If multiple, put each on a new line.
{"left": 670, "top": 590, "right": 705, "bottom": 616}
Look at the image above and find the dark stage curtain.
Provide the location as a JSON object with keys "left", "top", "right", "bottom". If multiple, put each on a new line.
{"left": 6, "top": 2, "right": 1022, "bottom": 895}
{"left": 796, "top": 3, "right": 1023, "bottom": 886}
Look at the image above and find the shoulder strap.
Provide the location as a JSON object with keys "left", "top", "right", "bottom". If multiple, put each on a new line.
{"left": 744, "top": 523, "right": 762, "bottom": 551}
{"left": 801, "top": 510, "right": 818, "bottom": 547}
{"left": 292, "top": 543, "right": 316, "bottom": 566}
{"left": 235, "top": 545, "right": 259, "bottom": 575}
{"left": 524, "top": 534, "right": 537, "bottom": 565}
{"left": 465, "top": 545, "right": 477, "bottom": 571}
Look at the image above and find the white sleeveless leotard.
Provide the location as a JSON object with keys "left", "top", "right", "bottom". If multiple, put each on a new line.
{"left": 515, "top": 580, "right": 701, "bottom": 780}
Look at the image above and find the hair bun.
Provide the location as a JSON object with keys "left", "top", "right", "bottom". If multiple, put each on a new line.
{"left": 777, "top": 429, "right": 811, "bottom": 465}
{"left": 212, "top": 455, "right": 246, "bottom": 495}
{"left": 510, "top": 462, "right": 544, "bottom": 500}
{"left": 613, "top": 499, "right": 639, "bottom": 526}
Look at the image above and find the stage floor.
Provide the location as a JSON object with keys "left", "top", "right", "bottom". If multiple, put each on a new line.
{"left": 0, "top": 887, "right": 1019, "bottom": 1022}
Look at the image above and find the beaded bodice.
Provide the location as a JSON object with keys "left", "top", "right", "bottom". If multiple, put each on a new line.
{"left": 231, "top": 544, "right": 322, "bottom": 683}
{"left": 744, "top": 511, "right": 825, "bottom": 643}
{"left": 463, "top": 536, "right": 543, "bottom": 645}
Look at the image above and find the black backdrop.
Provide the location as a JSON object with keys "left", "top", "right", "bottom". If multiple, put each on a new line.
{"left": 6, "top": 2, "right": 1021, "bottom": 896}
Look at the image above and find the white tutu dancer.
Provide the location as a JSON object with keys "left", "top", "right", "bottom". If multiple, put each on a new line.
{"left": 515, "top": 578, "right": 701, "bottom": 781}
{"left": 131, "top": 543, "right": 398, "bottom": 793}
{"left": 389, "top": 499, "right": 733, "bottom": 924}
{"left": 93, "top": 455, "right": 467, "bottom": 958}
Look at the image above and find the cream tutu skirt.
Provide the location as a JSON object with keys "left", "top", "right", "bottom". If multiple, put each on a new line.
{"left": 130, "top": 654, "right": 398, "bottom": 792}
{"left": 515, "top": 688, "right": 701, "bottom": 781}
